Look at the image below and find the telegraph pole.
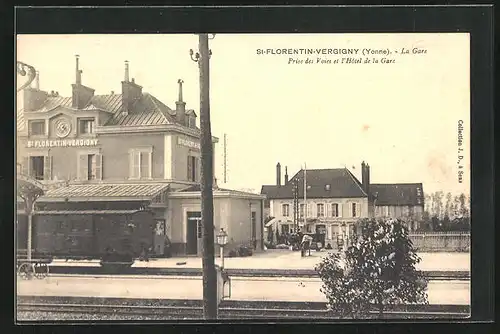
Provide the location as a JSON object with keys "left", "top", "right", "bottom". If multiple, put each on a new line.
{"left": 191, "top": 34, "right": 217, "bottom": 319}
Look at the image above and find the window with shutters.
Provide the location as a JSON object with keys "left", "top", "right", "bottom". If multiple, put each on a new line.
{"left": 26, "top": 155, "right": 52, "bottom": 180}
{"left": 317, "top": 203, "right": 325, "bottom": 217}
{"left": 282, "top": 204, "right": 290, "bottom": 217}
{"left": 331, "top": 203, "right": 339, "bottom": 217}
{"left": 129, "top": 148, "right": 152, "bottom": 179}
{"left": 78, "top": 152, "right": 102, "bottom": 181}
{"left": 187, "top": 155, "right": 197, "bottom": 182}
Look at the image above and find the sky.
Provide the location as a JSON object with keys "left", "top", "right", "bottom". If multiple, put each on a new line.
{"left": 16, "top": 33, "right": 470, "bottom": 196}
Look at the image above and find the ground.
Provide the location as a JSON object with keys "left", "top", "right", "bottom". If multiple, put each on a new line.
{"left": 17, "top": 275, "right": 470, "bottom": 305}
{"left": 51, "top": 250, "right": 470, "bottom": 271}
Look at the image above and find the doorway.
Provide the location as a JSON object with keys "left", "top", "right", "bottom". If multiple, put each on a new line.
{"left": 186, "top": 212, "right": 201, "bottom": 255}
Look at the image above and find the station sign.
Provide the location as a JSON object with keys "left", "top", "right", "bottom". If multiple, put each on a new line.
{"left": 27, "top": 138, "right": 99, "bottom": 148}
{"left": 177, "top": 137, "right": 200, "bottom": 150}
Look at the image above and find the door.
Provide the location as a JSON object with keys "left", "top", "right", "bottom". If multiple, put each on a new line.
{"left": 186, "top": 212, "right": 201, "bottom": 255}
{"left": 153, "top": 219, "right": 165, "bottom": 256}
{"left": 315, "top": 224, "right": 326, "bottom": 248}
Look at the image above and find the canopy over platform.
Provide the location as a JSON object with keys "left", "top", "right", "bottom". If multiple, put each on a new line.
{"left": 38, "top": 183, "right": 171, "bottom": 202}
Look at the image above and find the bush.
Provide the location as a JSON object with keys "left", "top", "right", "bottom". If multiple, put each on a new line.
{"left": 237, "top": 245, "right": 253, "bottom": 257}
{"left": 316, "top": 218, "right": 428, "bottom": 319}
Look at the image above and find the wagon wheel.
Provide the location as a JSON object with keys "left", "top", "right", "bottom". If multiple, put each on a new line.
{"left": 34, "top": 263, "right": 49, "bottom": 279}
{"left": 18, "top": 263, "right": 35, "bottom": 280}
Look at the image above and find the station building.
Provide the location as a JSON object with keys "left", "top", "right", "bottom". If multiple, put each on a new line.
{"left": 261, "top": 162, "right": 424, "bottom": 246}
{"left": 16, "top": 57, "right": 265, "bottom": 257}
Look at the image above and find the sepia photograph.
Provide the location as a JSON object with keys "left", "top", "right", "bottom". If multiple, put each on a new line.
{"left": 16, "top": 32, "right": 471, "bottom": 322}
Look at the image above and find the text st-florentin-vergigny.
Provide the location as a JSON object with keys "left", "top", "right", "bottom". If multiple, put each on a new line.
{"left": 16, "top": 33, "right": 470, "bottom": 321}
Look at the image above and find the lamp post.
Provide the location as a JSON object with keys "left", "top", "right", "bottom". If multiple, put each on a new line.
{"left": 216, "top": 228, "right": 228, "bottom": 269}
{"left": 17, "top": 61, "right": 36, "bottom": 92}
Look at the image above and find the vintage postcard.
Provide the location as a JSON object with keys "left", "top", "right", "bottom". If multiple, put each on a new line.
{"left": 16, "top": 32, "right": 471, "bottom": 321}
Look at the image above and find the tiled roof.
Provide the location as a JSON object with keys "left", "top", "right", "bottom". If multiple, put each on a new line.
{"left": 17, "top": 109, "right": 26, "bottom": 132}
{"left": 370, "top": 183, "right": 424, "bottom": 206}
{"left": 261, "top": 168, "right": 367, "bottom": 200}
{"left": 177, "top": 184, "right": 262, "bottom": 197}
{"left": 105, "top": 93, "right": 174, "bottom": 126}
{"left": 18, "top": 90, "right": 200, "bottom": 129}
{"left": 40, "top": 183, "right": 170, "bottom": 200}
{"left": 82, "top": 94, "right": 123, "bottom": 113}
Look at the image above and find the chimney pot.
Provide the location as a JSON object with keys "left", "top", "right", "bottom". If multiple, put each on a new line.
{"left": 131, "top": 78, "right": 135, "bottom": 83}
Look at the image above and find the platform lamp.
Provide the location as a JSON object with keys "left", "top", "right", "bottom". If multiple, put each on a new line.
{"left": 216, "top": 228, "right": 228, "bottom": 269}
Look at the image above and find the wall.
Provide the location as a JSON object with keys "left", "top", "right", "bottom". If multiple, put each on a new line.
{"left": 99, "top": 133, "right": 165, "bottom": 180}
{"left": 169, "top": 134, "right": 216, "bottom": 182}
{"left": 168, "top": 195, "right": 263, "bottom": 256}
{"left": 270, "top": 197, "right": 369, "bottom": 221}
{"left": 168, "top": 197, "right": 226, "bottom": 255}
{"left": 225, "top": 198, "right": 263, "bottom": 252}
{"left": 375, "top": 205, "right": 424, "bottom": 221}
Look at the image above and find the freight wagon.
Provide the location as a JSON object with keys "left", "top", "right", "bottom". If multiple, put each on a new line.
{"left": 16, "top": 209, "right": 157, "bottom": 260}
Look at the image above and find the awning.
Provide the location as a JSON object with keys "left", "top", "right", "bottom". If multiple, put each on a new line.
{"left": 38, "top": 183, "right": 170, "bottom": 202}
{"left": 265, "top": 217, "right": 293, "bottom": 227}
{"left": 35, "top": 210, "right": 142, "bottom": 215}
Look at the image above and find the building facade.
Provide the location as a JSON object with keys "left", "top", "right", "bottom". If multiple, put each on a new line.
{"left": 17, "top": 57, "right": 265, "bottom": 257}
{"left": 261, "top": 162, "right": 424, "bottom": 248}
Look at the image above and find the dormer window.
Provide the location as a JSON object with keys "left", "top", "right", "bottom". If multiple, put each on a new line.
{"left": 186, "top": 115, "right": 196, "bottom": 128}
{"left": 29, "top": 120, "right": 45, "bottom": 136}
{"left": 79, "top": 118, "right": 95, "bottom": 135}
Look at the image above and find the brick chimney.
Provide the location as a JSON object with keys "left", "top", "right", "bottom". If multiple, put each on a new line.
{"left": 121, "top": 60, "right": 143, "bottom": 115}
{"left": 361, "top": 161, "right": 370, "bottom": 196}
{"left": 175, "top": 79, "right": 186, "bottom": 125}
{"left": 284, "top": 166, "right": 289, "bottom": 184}
{"left": 23, "top": 71, "right": 48, "bottom": 111}
{"left": 71, "top": 55, "right": 95, "bottom": 109}
{"left": 276, "top": 162, "right": 281, "bottom": 186}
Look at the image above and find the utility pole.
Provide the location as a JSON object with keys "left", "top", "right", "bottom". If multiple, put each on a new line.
{"left": 223, "top": 133, "right": 227, "bottom": 183}
{"left": 191, "top": 34, "right": 218, "bottom": 319}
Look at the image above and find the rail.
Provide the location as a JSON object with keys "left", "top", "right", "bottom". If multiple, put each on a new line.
{"left": 17, "top": 302, "right": 469, "bottom": 320}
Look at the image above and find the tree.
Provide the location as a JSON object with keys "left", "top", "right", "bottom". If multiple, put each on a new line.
{"left": 444, "top": 192, "right": 453, "bottom": 218}
{"left": 316, "top": 218, "right": 428, "bottom": 319}
{"left": 458, "top": 193, "right": 469, "bottom": 218}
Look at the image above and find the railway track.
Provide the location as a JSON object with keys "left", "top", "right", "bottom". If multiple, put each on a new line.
{"left": 17, "top": 302, "right": 470, "bottom": 320}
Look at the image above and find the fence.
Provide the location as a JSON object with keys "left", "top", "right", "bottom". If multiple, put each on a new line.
{"left": 409, "top": 232, "right": 470, "bottom": 252}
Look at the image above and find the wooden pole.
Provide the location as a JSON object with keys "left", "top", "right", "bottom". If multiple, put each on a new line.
{"left": 198, "top": 33, "right": 218, "bottom": 319}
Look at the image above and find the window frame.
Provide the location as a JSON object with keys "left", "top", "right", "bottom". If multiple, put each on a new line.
{"left": 282, "top": 203, "right": 290, "bottom": 217}
{"left": 317, "top": 203, "right": 325, "bottom": 217}
{"left": 77, "top": 149, "right": 102, "bottom": 181}
{"left": 331, "top": 203, "right": 339, "bottom": 217}
{"left": 129, "top": 147, "right": 153, "bottom": 180}
{"left": 352, "top": 202, "right": 358, "bottom": 217}
{"left": 29, "top": 120, "right": 46, "bottom": 136}
{"left": 78, "top": 118, "right": 95, "bottom": 136}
